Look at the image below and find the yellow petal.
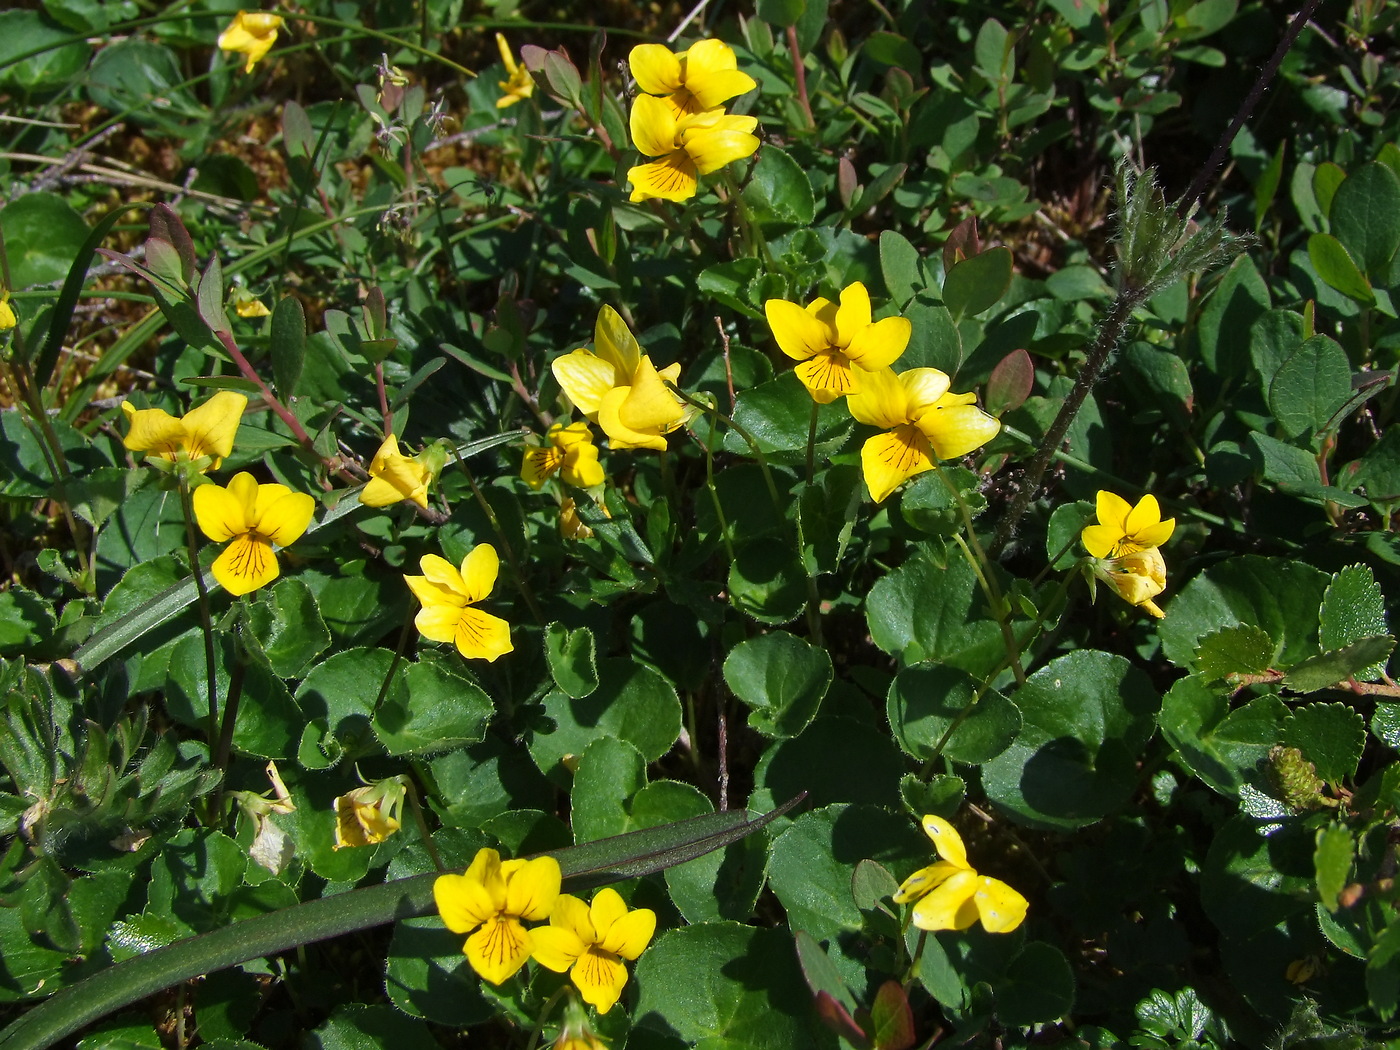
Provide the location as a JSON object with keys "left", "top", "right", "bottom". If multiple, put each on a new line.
{"left": 629, "top": 43, "right": 684, "bottom": 95}
{"left": 530, "top": 923, "right": 586, "bottom": 972}
{"left": 1124, "top": 494, "right": 1163, "bottom": 537}
{"left": 495, "top": 32, "right": 517, "bottom": 73}
{"left": 973, "top": 876, "right": 1029, "bottom": 933}
{"left": 617, "top": 356, "right": 687, "bottom": 435}
{"left": 599, "top": 907, "right": 655, "bottom": 960}
{"left": 571, "top": 946, "right": 629, "bottom": 1014}
{"left": 121, "top": 403, "right": 188, "bottom": 460}
{"left": 794, "top": 352, "right": 857, "bottom": 403}
{"left": 551, "top": 892, "right": 597, "bottom": 942}
{"left": 1080, "top": 523, "right": 1124, "bottom": 560}
{"left": 180, "top": 391, "right": 247, "bottom": 464}
{"left": 629, "top": 94, "right": 680, "bottom": 158}
{"left": 921, "top": 814, "right": 970, "bottom": 869}
{"left": 211, "top": 534, "right": 279, "bottom": 595}
{"left": 0, "top": 297, "right": 15, "bottom": 330}
{"left": 845, "top": 316, "right": 911, "bottom": 371}
{"left": 333, "top": 796, "right": 399, "bottom": 849}
{"left": 367, "top": 435, "right": 432, "bottom": 508}
{"left": 832, "top": 282, "right": 872, "bottom": 345}
{"left": 466, "top": 847, "right": 507, "bottom": 907}
{"left": 594, "top": 306, "right": 643, "bottom": 378}
{"left": 918, "top": 403, "right": 1001, "bottom": 461}
{"left": 562, "top": 442, "right": 605, "bottom": 489}
{"left": 521, "top": 446, "right": 562, "bottom": 489}
{"left": 434, "top": 871, "right": 499, "bottom": 933}
{"left": 627, "top": 154, "right": 698, "bottom": 203}
{"left": 587, "top": 888, "right": 626, "bottom": 942}
{"left": 683, "top": 125, "right": 759, "bottom": 175}
{"left": 845, "top": 366, "right": 910, "bottom": 429}
{"left": 404, "top": 564, "right": 464, "bottom": 610}
{"left": 861, "top": 427, "right": 934, "bottom": 503}
{"left": 192, "top": 480, "right": 249, "bottom": 542}
{"left": 466, "top": 916, "right": 534, "bottom": 985}
{"left": 893, "top": 861, "right": 963, "bottom": 904}
{"left": 910, "top": 869, "right": 981, "bottom": 931}
{"left": 256, "top": 490, "right": 316, "bottom": 547}
{"left": 680, "top": 39, "right": 755, "bottom": 109}
{"left": 415, "top": 603, "right": 468, "bottom": 646}
{"left": 452, "top": 606, "right": 514, "bottom": 662}
{"left": 459, "top": 543, "right": 499, "bottom": 603}
{"left": 1095, "top": 490, "right": 1132, "bottom": 535}
{"left": 764, "top": 298, "right": 831, "bottom": 362}
{"left": 419, "top": 552, "right": 468, "bottom": 597}
{"left": 552, "top": 349, "right": 619, "bottom": 419}
{"left": 503, "top": 854, "right": 561, "bottom": 920}
{"left": 899, "top": 368, "right": 952, "bottom": 415}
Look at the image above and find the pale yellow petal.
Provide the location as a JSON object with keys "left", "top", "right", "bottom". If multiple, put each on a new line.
{"left": 861, "top": 427, "right": 934, "bottom": 503}
{"left": 211, "top": 534, "right": 279, "bottom": 595}
{"left": 552, "top": 350, "right": 619, "bottom": 419}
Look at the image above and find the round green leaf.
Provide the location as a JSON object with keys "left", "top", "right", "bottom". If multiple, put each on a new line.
{"left": 1329, "top": 161, "right": 1400, "bottom": 274}
{"left": 87, "top": 38, "right": 200, "bottom": 123}
{"left": 633, "top": 923, "right": 836, "bottom": 1048}
{"left": 729, "top": 538, "right": 808, "bottom": 626}
{"left": 767, "top": 804, "right": 927, "bottom": 943}
{"left": 374, "top": 651, "right": 494, "bottom": 756}
{"left": 0, "top": 192, "right": 90, "bottom": 290}
{"left": 1306, "top": 233, "right": 1373, "bottom": 305}
{"left": 570, "top": 736, "right": 647, "bottom": 843}
{"left": 1268, "top": 335, "right": 1352, "bottom": 438}
{"left": 996, "top": 941, "right": 1076, "bottom": 1027}
{"left": 0, "top": 11, "right": 90, "bottom": 93}
{"left": 545, "top": 621, "right": 598, "bottom": 698}
{"left": 724, "top": 372, "right": 849, "bottom": 461}
{"left": 1279, "top": 703, "right": 1366, "bottom": 783}
{"left": 296, "top": 646, "right": 393, "bottom": 747}
{"left": 742, "top": 145, "right": 816, "bottom": 225}
{"left": 385, "top": 917, "right": 492, "bottom": 1027}
{"left": 942, "top": 246, "right": 1013, "bottom": 320}
{"left": 1158, "top": 679, "right": 1286, "bottom": 797}
{"left": 982, "top": 650, "right": 1160, "bottom": 830}
{"left": 528, "top": 657, "right": 681, "bottom": 775}
{"left": 887, "top": 664, "right": 1021, "bottom": 764}
{"left": 753, "top": 716, "right": 904, "bottom": 811}
{"left": 723, "top": 631, "right": 832, "bottom": 738}
{"left": 865, "top": 549, "right": 1006, "bottom": 675}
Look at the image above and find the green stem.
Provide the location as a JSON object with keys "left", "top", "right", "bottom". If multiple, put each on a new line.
{"left": 805, "top": 400, "right": 818, "bottom": 485}
{"left": 178, "top": 485, "right": 221, "bottom": 764}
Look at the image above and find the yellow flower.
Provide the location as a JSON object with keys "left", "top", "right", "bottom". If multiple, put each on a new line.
{"left": 764, "top": 282, "right": 911, "bottom": 403}
{"left": 893, "top": 814, "right": 1028, "bottom": 934}
{"left": 192, "top": 472, "right": 316, "bottom": 596}
{"left": 495, "top": 33, "right": 535, "bottom": 109}
{"left": 362, "top": 433, "right": 432, "bottom": 509}
{"left": 233, "top": 297, "right": 271, "bottom": 319}
{"left": 551, "top": 306, "right": 694, "bottom": 451}
{"left": 1091, "top": 545, "right": 1168, "bottom": 619}
{"left": 629, "top": 38, "right": 756, "bottom": 117}
{"left": 404, "top": 545, "right": 514, "bottom": 662}
{"left": 434, "top": 847, "right": 561, "bottom": 985}
{"left": 1080, "top": 491, "right": 1176, "bottom": 559}
{"left": 558, "top": 498, "right": 594, "bottom": 540}
{"left": 556, "top": 1035, "right": 608, "bottom": 1050}
{"left": 332, "top": 778, "right": 407, "bottom": 850}
{"left": 0, "top": 290, "right": 16, "bottom": 331}
{"left": 522, "top": 422, "right": 605, "bottom": 490}
{"left": 845, "top": 367, "right": 1000, "bottom": 503}
{"left": 217, "top": 11, "right": 284, "bottom": 73}
{"left": 122, "top": 390, "right": 247, "bottom": 474}
{"left": 532, "top": 888, "right": 656, "bottom": 1014}
{"left": 627, "top": 95, "right": 759, "bottom": 203}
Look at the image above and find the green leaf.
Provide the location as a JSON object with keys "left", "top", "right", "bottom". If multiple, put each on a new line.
{"left": 899, "top": 465, "right": 985, "bottom": 540}
{"left": 1196, "top": 254, "right": 1269, "bottom": 374}
{"left": 305, "top": 1005, "right": 440, "bottom": 1050}
{"left": 729, "top": 538, "right": 808, "bottom": 626}
{"left": 1307, "top": 233, "right": 1373, "bottom": 305}
{"left": 269, "top": 296, "right": 307, "bottom": 398}
{"left": 1328, "top": 161, "right": 1400, "bottom": 274}
{"left": 879, "top": 230, "right": 924, "bottom": 307}
{"left": 725, "top": 372, "right": 849, "bottom": 461}
{"left": 1320, "top": 565, "right": 1390, "bottom": 680}
{"left": 1194, "top": 624, "right": 1276, "bottom": 682}
{"left": 1268, "top": 335, "right": 1353, "bottom": 438}
{"left": 982, "top": 650, "right": 1160, "bottom": 830}
{"left": 529, "top": 658, "right": 681, "bottom": 774}
{"left": 1160, "top": 556, "right": 1330, "bottom": 671}
{"left": 742, "top": 146, "right": 816, "bottom": 226}
{"left": 898, "top": 772, "right": 965, "bottom": 819}
{"left": 1284, "top": 638, "right": 1395, "bottom": 694}
{"left": 865, "top": 550, "right": 1006, "bottom": 676}
{"left": 698, "top": 258, "right": 764, "bottom": 319}
{"left": 796, "top": 931, "right": 866, "bottom": 1047}
{"left": 85, "top": 38, "right": 198, "bottom": 123}
{"left": 0, "top": 192, "right": 91, "bottom": 290}
{"left": 996, "top": 941, "right": 1076, "bottom": 1028}
{"left": 753, "top": 717, "right": 904, "bottom": 811}
{"left": 870, "top": 980, "right": 916, "bottom": 1050}
{"left": 755, "top": 0, "right": 805, "bottom": 28}
{"left": 545, "top": 621, "right": 598, "bottom": 699}
{"left": 243, "top": 577, "right": 329, "bottom": 679}
{"left": 1313, "top": 824, "right": 1353, "bottom": 913}
{"left": 899, "top": 294, "right": 962, "bottom": 374}
{"left": 767, "top": 805, "right": 926, "bottom": 942}
{"left": 1368, "top": 918, "right": 1400, "bottom": 1020}
{"left": 0, "top": 11, "right": 89, "bottom": 92}
{"left": 724, "top": 631, "right": 831, "bottom": 739}
{"left": 1248, "top": 308, "right": 1305, "bottom": 391}
{"left": 373, "top": 651, "right": 493, "bottom": 757}
{"left": 571, "top": 736, "right": 647, "bottom": 842}
{"left": 886, "top": 664, "right": 1020, "bottom": 763}
{"left": 942, "top": 246, "right": 1013, "bottom": 321}
{"left": 1373, "top": 703, "right": 1400, "bottom": 749}
{"left": 1280, "top": 703, "right": 1366, "bottom": 782}
{"left": 384, "top": 917, "right": 492, "bottom": 1027}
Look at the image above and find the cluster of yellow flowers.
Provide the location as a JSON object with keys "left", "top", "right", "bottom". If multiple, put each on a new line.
{"left": 434, "top": 848, "right": 655, "bottom": 1015}
{"left": 625, "top": 40, "right": 760, "bottom": 203}
{"left": 1081, "top": 491, "right": 1176, "bottom": 618}
{"left": 766, "top": 281, "right": 1002, "bottom": 503}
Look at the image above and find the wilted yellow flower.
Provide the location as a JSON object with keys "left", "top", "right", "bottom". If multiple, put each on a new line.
{"left": 764, "top": 282, "right": 910, "bottom": 403}
{"left": 122, "top": 390, "right": 247, "bottom": 474}
{"left": 522, "top": 422, "right": 605, "bottom": 490}
{"left": 404, "top": 545, "right": 514, "bottom": 662}
{"left": 558, "top": 498, "right": 594, "bottom": 540}
{"left": 192, "top": 472, "right": 316, "bottom": 596}
{"left": 217, "top": 11, "right": 284, "bottom": 73}
{"left": 629, "top": 38, "right": 756, "bottom": 117}
{"left": 893, "top": 814, "right": 1027, "bottom": 934}
{"left": 1080, "top": 491, "right": 1175, "bottom": 559}
{"left": 627, "top": 95, "right": 758, "bottom": 203}
{"left": 1091, "top": 545, "right": 1168, "bottom": 619}
{"left": 0, "top": 291, "right": 16, "bottom": 331}
{"left": 495, "top": 33, "right": 534, "bottom": 108}
{"left": 551, "top": 306, "right": 694, "bottom": 451}
{"left": 845, "top": 367, "right": 1000, "bottom": 503}
{"left": 532, "top": 888, "right": 656, "bottom": 1013}
{"left": 332, "top": 777, "right": 407, "bottom": 850}
{"left": 231, "top": 761, "right": 296, "bottom": 874}
{"left": 362, "top": 433, "right": 433, "bottom": 509}
{"left": 434, "top": 847, "right": 561, "bottom": 984}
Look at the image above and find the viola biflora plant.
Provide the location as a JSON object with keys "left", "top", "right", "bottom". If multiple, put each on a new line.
{"left": 2, "top": 3, "right": 1400, "bottom": 1050}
